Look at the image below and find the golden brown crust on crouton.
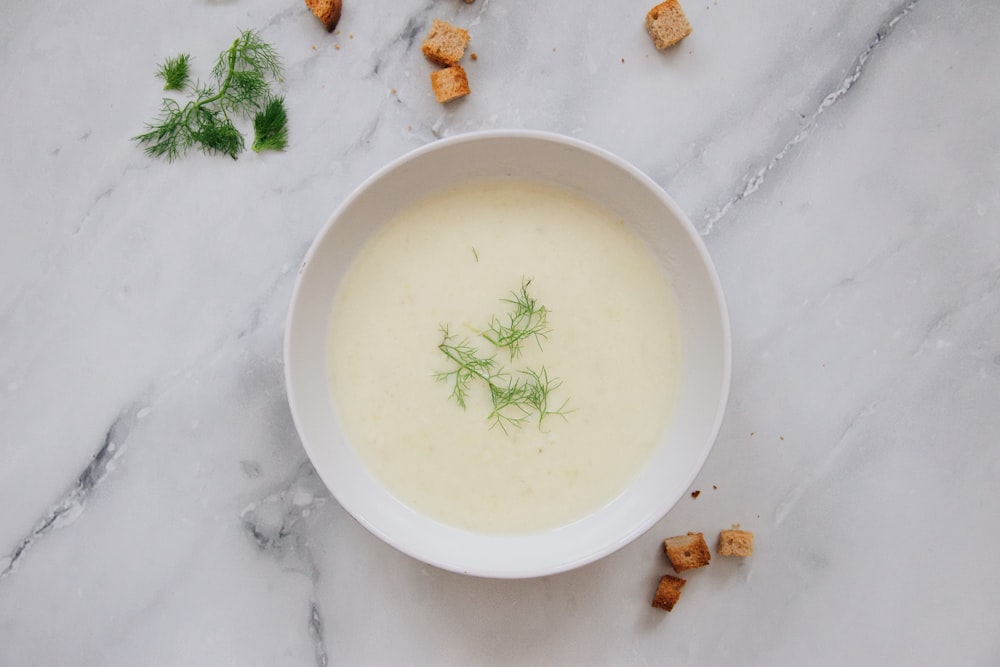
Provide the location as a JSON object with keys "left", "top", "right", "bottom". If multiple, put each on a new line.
{"left": 663, "top": 532, "right": 711, "bottom": 573}
{"left": 651, "top": 574, "right": 686, "bottom": 611}
{"left": 305, "top": 0, "right": 342, "bottom": 32}
{"left": 645, "top": 0, "right": 692, "bottom": 50}
{"left": 421, "top": 19, "right": 471, "bottom": 66}
{"left": 430, "top": 65, "right": 471, "bottom": 103}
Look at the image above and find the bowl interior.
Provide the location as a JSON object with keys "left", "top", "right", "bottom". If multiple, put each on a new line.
{"left": 285, "top": 131, "right": 731, "bottom": 578}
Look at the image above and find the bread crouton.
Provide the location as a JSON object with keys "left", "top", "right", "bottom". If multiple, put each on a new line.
{"left": 651, "top": 574, "right": 686, "bottom": 611}
{"left": 718, "top": 527, "right": 754, "bottom": 557}
{"left": 645, "top": 0, "right": 692, "bottom": 50}
{"left": 421, "top": 19, "right": 471, "bottom": 66}
{"left": 430, "top": 65, "right": 471, "bottom": 103}
{"left": 305, "top": 0, "right": 342, "bottom": 32}
{"left": 663, "top": 532, "right": 711, "bottom": 573}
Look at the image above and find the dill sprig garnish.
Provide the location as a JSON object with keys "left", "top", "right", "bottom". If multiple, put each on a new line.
{"left": 134, "top": 30, "right": 289, "bottom": 161}
{"left": 486, "top": 375, "right": 533, "bottom": 433}
{"left": 435, "top": 327, "right": 501, "bottom": 410}
{"left": 483, "top": 279, "right": 551, "bottom": 359}
{"left": 436, "top": 280, "right": 572, "bottom": 433}
{"left": 157, "top": 54, "right": 191, "bottom": 91}
{"left": 520, "top": 366, "right": 571, "bottom": 422}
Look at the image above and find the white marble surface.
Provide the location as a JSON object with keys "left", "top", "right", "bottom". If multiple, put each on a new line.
{"left": 2, "top": 0, "right": 999, "bottom": 663}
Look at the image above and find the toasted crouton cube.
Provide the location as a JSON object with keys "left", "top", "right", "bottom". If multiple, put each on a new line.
{"left": 663, "top": 532, "right": 711, "bottom": 573}
{"left": 651, "top": 574, "right": 686, "bottom": 611}
{"left": 718, "top": 528, "right": 755, "bottom": 557}
{"left": 430, "top": 65, "right": 471, "bottom": 103}
{"left": 305, "top": 0, "right": 342, "bottom": 32}
{"left": 421, "top": 19, "right": 471, "bottom": 66}
{"left": 645, "top": 0, "right": 692, "bottom": 50}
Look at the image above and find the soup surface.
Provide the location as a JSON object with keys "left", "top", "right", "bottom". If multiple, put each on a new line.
{"left": 327, "top": 180, "right": 680, "bottom": 533}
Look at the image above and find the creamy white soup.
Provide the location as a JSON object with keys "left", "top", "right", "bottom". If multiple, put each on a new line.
{"left": 326, "top": 180, "right": 680, "bottom": 534}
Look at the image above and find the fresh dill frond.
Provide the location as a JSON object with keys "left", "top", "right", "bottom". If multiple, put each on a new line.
{"left": 210, "top": 30, "right": 281, "bottom": 117}
{"left": 191, "top": 80, "right": 217, "bottom": 100}
{"left": 157, "top": 54, "right": 191, "bottom": 91}
{"left": 133, "top": 98, "right": 189, "bottom": 161}
{"left": 483, "top": 278, "right": 551, "bottom": 359}
{"left": 486, "top": 377, "right": 533, "bottom": 434}
{"left": 435, "top": 282, "right": 571, "bottom": 433}
{"left": 520, "top": 367, "right": 573, "bottom": 427}
{"left": 252, "top": 97, "right": 289, "bottom": 152}
{"left": 213, "top": 30, "right": 283, "bottom": 84}
{"left": 190, "top": 106, "right": 245, "bottom": 159}
{"left": 134, "top": 30, "right": 287, "bottom": 161}
{"left": 225, "top": 69, "right": 270, "bottom": 115}
{"left": 435, "top": 326, "right": 500, "bottom": 409}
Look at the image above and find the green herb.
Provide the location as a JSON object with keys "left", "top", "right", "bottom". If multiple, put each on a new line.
{"left": 157, "top": 54, "right": 191, "bottom": 91}
{"left": 483, "top": 279, "right": 550, "bottom": 359}
{"left": 436, "top": 326, "right": 499, "bottom": 410}
{"left": 252, "top": 96, "right": 289, "bottom": 152}
{"left": 519, "top": 366, "right": 568, "bottom": 421}
{"left": 134, "top": 30, "right": 288, "bottom": 161}
{"left": 436, "top": 280, "right": 571, "bottom": 433}
{"left": 472, "top": 246, "right": 479, "bottom": 262}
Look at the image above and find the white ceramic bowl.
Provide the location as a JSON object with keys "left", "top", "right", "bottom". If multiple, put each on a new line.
{"left": 285, "top": 130, "right": 731, "bottom": 578}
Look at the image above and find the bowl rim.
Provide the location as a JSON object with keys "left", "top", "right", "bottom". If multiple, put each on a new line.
{"left": 284, "top": 129, "right": 732, "bottom": 578}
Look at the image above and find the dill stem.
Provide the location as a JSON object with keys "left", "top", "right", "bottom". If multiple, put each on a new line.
{"left": 199, "top": 39, "right": 240, "bottom": 108}
{"left": 167, "top": 40, "right": 239, "bottom": 132}
{"left": 438, "top": 344, "right": 499, "bottom": 389}
{"left": 180, "top": 39, "right": 241, "bottom": 139}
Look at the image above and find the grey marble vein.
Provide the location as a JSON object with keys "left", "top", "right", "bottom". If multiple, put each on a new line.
{"left": 0, "top": 405, "right": 140, "bottom": 581}
{"left": 368, "top": 10, "right": 430, "bottom": 77}
{"left": 240, "top": 462, "right": 332, "bottom": 661}
{"left": 72, "top": 186, "right": 116, "bottom": 236}
{"left": 309, "top": 600, "right": 329, "bottom": 667}
{"left": 259, "top": 3, "right": 304, "bottom": 32}
{"left": 773, "top": 401, "right": 879, "bottom": 526}
{"left": 702, "top": 0, "right": 921, "bottom": 235}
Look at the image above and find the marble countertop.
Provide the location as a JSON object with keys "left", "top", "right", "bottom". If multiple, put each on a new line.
{"left": 2, "top": 0, "right": 998, "bottom": 664}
